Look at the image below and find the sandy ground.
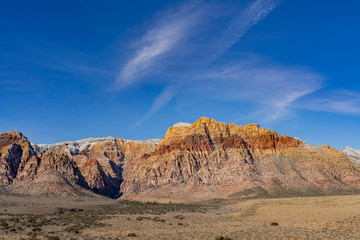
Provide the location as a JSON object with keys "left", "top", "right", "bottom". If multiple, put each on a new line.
{"left": 1, "top": 194, "right": 360, "bottom": 239}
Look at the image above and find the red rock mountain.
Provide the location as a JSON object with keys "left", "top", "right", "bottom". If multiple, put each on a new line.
{"left": 1, "top": 117, "right": 360, "bottom": 201}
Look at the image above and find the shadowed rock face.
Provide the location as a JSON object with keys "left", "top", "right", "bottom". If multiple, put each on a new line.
{"left": 0, "top": 132, "right": 158, "bottom": 198}
{"left": 1, "top": 117, "right": 360, "bottom": 200}
{"left": 0, "top": 131, "right": 35, "bottom": 185}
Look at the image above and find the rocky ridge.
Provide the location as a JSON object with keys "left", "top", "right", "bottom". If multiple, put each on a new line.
{"left": 1, "top": 132, "right": 159, "bottom": 197}
{"left": 342, "top": 147, "right": 360, "bottom": 166}
{"left": 1, "top": 117, "right": 360, "bottom": 201}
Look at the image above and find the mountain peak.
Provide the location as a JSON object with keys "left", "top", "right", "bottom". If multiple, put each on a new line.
{"left": 0, "top": 131, "right": 28, "bottom": 148}
{"left": 172, "top": 122, "right": 191, "bottom": 128}
{"left": 194, "top": 116, "right": 218, "bottom": 125}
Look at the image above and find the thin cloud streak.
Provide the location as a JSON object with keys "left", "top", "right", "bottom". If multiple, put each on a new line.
{"left": 210, "top": 0, "right": 282, "bottom": 59}
{"left": 117, "top": 1, "right": 207, "bottom": 87}
{"left": 264, "top": 89, "right": 316, "bottom": 121}
{"left": 297, "top": 90, "right": 360, "bottom": 116}
{"left": 132, "top": 85, "right": 177, "bottom": 129}
{"left": 193, "top": 60, "right": 323, "bottom": 122}
{"left": 2, "top": 44, "right": 113, "bottom": 80}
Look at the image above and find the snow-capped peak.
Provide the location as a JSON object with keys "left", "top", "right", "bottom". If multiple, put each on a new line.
{"left": 31, "top": 136, "right": 160, "bottom": 155}
{"left": 173, "top": 122, "right": 191, "bottom": 128}
{"left": 342, "top": 146, "right": 360, "bottom": 166}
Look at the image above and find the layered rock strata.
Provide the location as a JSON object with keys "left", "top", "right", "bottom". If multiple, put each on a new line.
{"left": 121, "top": 117, "right": 360, "bottom": 200}
{"left": 1, "top": 117, "right": 360, "bottom": 201}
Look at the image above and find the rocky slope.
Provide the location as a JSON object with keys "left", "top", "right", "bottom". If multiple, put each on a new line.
{"left": 121, "top": 117, "right": 360, "bottom": 201}
{"left": 1, "top": 117, "right": 360, "bottom": 201}
{"left": 342, "top": 147, "right": 360, "bottom": 166}
{"left": 0, "top": 131, "right": 158, "bottom": 197}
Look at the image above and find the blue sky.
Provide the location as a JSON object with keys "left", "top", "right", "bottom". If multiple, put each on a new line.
{"left": 1, "top": 0, "right": 359, "bottom": 150}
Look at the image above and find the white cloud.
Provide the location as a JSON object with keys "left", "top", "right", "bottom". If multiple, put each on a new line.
{"left": 297, "top": 90, "right": 360, "bottom": 116}
{"left": 193, "top": 59, "right": 323, "bottom": 122}
{"left": 119, "top": 0, "right": 358, "bottom": 126}
{"left": 121, "top": 0, "right": 287, "bottom": 126}
{"left": 117, "top": 1, "right": 207, "bottom": 87}
{"left": 210, "top": 0, "right": 282, "bottom": 59}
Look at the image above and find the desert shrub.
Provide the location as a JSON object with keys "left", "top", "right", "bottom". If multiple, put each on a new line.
{"left": 0, "top": 219, "right": 8, "bottom": 228}
{"left": 46, "top": 236, "right": 60, "bottom": 240}
{"left": 152, "top": 216, "right": 165, "bottom": 222}
{"left": 215, "top": 235, "right": 232, "bottom": 240}
{"left": 127, "top": 232, "right": 137, "bottom": 237}
{"left": 270, "top": 222, "right": 279, "bottom": 226}
{"left": 64, "top": 224, "right": 83, "bottom": 234}
{"left": 10, "top": 217, "right": 20, "bottom": 223}
{"left": 114, "top": 200, "right": 211, "bottom": 215}
{"left": 32, "top": 227, "right": 41, "bottom": 232}
{"left": 136, "top": 216, "right": 151, "bottom": 221}
{"left": 174, "top": 215, "right": 185, "bottom": 220}
{"left": 27, "top": 231, "right": 37, "bottom": 238}
{"left": 94, "top": 222, "right": 106, "bottom": 227}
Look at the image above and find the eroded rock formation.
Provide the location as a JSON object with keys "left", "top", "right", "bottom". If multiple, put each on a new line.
{"left": 121, "top": 117, "right": 360, "bottom": 201}
{"left": 1, "top": 117, "right": 360, "bottom": 201}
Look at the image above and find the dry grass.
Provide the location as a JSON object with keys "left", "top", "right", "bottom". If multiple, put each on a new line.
{"left": 1, "top": 194, "right": 360, "bottom": 239}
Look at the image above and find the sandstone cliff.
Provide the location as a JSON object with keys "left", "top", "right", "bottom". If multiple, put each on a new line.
{"left": 121, "top": 117, "right": 360, "bottom": 201}
{"left": 1, "top": 117, "right": 360, "bottom": 201}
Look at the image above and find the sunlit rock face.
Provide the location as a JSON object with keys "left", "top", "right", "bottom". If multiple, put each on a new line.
{"left": 121, "top": 117, "right": 360, "bottom": 201}
{"left": 2, "top": 117, "right": 360, "bottom": 201}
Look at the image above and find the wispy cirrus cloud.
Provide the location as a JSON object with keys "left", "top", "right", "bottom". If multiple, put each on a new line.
{"left": 2, "top": 42, "right": 113, "bottom": 81}
{"left": 297, "top": 90, "right": 360, "bottom": 116}
{"left": 132, "top": 85, "right": 177, "bottom": 129}
{"left": 117, "top": 1, "right": 208, "bottom": 87}
{"left": 193, "top": 58, "right": 323, "bottom": 121}
{"left": 119, "top": 0, "right": 359, "bottom": 127}
{"left": 210, "top": 0, "right": 283, "bottom": 59}
{"left": 121, "top": 0, "right": 287, "bottom": 126}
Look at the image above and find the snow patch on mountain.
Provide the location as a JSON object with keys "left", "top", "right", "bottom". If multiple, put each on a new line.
{"left": 342, "top": 147, "right": 360, "bottom": 166}
{"left": 31, "top": 136, "right": 160, "bottom": 155}
{"left": 173, "top": 122, "right": 191, "bottom": 128}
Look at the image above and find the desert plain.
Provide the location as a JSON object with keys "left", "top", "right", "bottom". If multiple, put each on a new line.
{"left": 1, "top": 192, "right": 360, "bottom": 240}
